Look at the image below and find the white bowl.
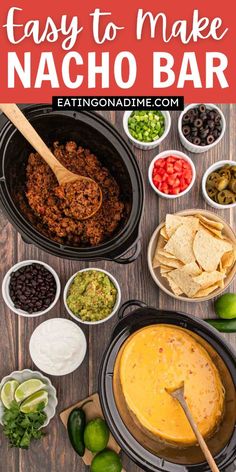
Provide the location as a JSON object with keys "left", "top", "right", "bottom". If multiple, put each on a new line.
{"left": 0, "top": 369, "right": 57, "bottom": 427}
{"left": 123, "top": 110, "right": 171, "bottom": 150}
{"left": 29, "top": 318, "right": 87, "bottom": 376}
{"left": 148, "top": 150, "right": 196, "bottom": 199}
{"left": 2, "top": 260, "right": 61, "bottom": 318}
{"left": 202, "top": 160, "right": 236, "bottom": 210}
{"left": 178, "top": 104, "right": 226, "bottom": 154}
{"left": 147, "top": 209, "right": 236, "bottom": 302}
{"left": 64, "top": 268, "right": 121, "bottom": 325}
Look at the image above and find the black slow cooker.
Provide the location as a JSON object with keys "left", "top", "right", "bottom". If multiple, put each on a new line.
{"left": 0, "top": 106, "right": 144, "bottom": 263}
{"left": 99, "top": 300, "right": 236, "bottom": 472}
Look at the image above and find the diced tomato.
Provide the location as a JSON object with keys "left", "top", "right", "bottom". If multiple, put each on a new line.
{"left": 171, "top": 187, "right": 181, "bottom": 194}
{"left": 166, "top": 156, "right": 176, "bottom": 164}
{"left": 162, "top": 172, "right": 169, "bottom": 182}
{"left": 158, "top": 167, "right": 165, "bottom": 176}
{"left": 154, "top": 158, "right": 165, "bottom": 168}
{"left": 153, "top": 168, "right": 160, "bottom": 177}
{"left": 180, "top": 177, "right": 187, "bottom": 191}
{"left": 172, "top": 178, "right": 180, "bottom": 188}
{"left": 167, "top": 175, "right": 176, "bottom": 186}
{"left": 174, "top": 161, "right": 183, "bottom": 172}
{"left": 152, "top": 156, "right": 193, "bottom": 196}
{"left": 166, "top": 164, "right": 174, "bottom": 174}
{"left": 161, "top": 183, "right": 169, "bottom": 194}
{"left": 153, "top": 174, "right": 162, "bottom": 185}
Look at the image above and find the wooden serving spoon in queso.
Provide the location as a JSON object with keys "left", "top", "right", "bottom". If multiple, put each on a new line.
{"left": 0, "top": 103, "right": 103, "bottom": 220}
{"left": 166, "top": 383, "right": 220, "bottom": 472}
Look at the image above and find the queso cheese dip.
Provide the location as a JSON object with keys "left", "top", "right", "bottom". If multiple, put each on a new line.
{"left": 118, "top": 325, "right": 225, "bottom": 445}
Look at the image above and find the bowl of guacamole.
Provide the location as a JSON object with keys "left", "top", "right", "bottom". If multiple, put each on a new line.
{"left": 64, "top": 268, "right": 121, "bottom": 324}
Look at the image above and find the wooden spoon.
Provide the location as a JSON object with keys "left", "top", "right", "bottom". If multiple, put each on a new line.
{"left": 0, "top": 103, "right": 102, "bottom": 220}
{"left": 167, "top": 383, "right": 220, "bottom": 472}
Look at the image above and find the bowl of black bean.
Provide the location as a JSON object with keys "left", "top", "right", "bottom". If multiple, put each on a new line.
{"left": 2, "top": 260, "right": 61, "bottom": 317}
{"left": 178, "top": 103, "right": 226, "bottom": 153}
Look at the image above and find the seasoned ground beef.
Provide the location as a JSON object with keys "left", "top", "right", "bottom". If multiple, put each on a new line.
{"left": 25, "top": 141, "right": 124, "bottom": 246}
{"left": 54, "top": 179, "right": 101, "bottom": 220}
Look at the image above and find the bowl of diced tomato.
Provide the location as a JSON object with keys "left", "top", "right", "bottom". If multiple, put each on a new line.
{"left": 148, "top": 150, "right": 196, "bottom": 198}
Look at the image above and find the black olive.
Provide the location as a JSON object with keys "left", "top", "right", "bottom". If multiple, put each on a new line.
{"left": 200, "top": 129, "right": 209, "bottom": 138}
{"left": 193, "top": 137, "right": 201, "bottom": 145}
{"left": 207, "top": 135, "right": 215, "bottom": 144}
{"left": 182, "top": 125, "right": 191, "bottom": 136}
{"left": 183, "top": 113, "right": 190, "bottom": 123}
{"left": 199, "top": 104, "right": 206, "bottom": 113}
{"left": 200, "top": 113, "right": 207, "bottom": 121}
{"left": 194, "top": 118, "right": 203, "bottom": 128}
{"left": 208, "top": 120, "right": 215, "bottom": 129}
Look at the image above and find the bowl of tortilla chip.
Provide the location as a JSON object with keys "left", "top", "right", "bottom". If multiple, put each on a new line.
{"left": 148, "top": 210, "right": 236, "bottom": 302}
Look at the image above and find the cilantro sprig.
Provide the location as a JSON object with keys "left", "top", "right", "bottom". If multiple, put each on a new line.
{"left": 2, "top": 400, "right": 46, "bottom": 448}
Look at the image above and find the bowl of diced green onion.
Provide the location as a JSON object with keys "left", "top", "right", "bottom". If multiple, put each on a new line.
{"left": 123, "top": 110, "right": 171, "bottom": 150}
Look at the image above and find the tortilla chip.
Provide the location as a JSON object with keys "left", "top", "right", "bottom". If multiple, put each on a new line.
{"left": 199, "top": 222, "right": 224, "bottom": 239}
{"left": 165, "top": 214, "right": 199, "bottom": 238}
{"left": 193, "top": 271, "right": 225, "bottom": 289}
{"left": 221, "top": 250, "right": 236, "bottom": 269}
{"left": 168, "top": 269, "right": 201, "bottom": 297}
{"left": 164, "top": 225, "right": 197, "bottom": 264}
{"left": 160, "top": 225, "right": 169, "bottom": 240}
{"left": 160, "top": 265, "right": 173, "bottom": 275}
{"left": 193, "top": 229, "right": 232, "bottom": 272}
{"left": 182, "top": 262, "right": 202, "bottom": 276}
{"left": 193, "top": 284, "right": 219, "bottom": 298}
{"left": 196, "top": 214, "right": 224, "bottom": 231}
{"left": 152, "top": 235, "right": 166, "bottom": 268}
{"left": 158, "top": 249, "right": 177, "bottom": 259}
{"left": 154, "top": 253, "right": 184, "bottom": 269}
{"left": 166, "top": 276, "right": 183, "bottom": 296}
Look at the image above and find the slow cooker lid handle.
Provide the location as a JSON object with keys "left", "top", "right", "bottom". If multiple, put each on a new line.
{"left": 118, "top": 299, "right": 147, "bottom": 319}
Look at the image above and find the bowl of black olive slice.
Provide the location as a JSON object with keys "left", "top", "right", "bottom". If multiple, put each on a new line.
{"left": 178, "top": 103, "right": 226, "bottom": 153}
{"left": 202, "top": 160, "right": 236, "bottom": 209}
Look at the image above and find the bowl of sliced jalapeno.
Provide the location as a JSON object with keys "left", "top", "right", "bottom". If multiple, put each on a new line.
{"left": 202, "top": 160, "right": 236, "bottom": 209}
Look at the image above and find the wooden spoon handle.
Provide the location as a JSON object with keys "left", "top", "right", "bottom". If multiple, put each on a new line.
{"left": 180, "top": 399, "right": 220, "bottom": 472}
{"left": 0, "top": 103, "right": 63, "bottom": 177}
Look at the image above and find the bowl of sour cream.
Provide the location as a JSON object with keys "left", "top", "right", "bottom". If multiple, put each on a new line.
{"left": 29, "top": 318, "right": 87, "bottom": 376}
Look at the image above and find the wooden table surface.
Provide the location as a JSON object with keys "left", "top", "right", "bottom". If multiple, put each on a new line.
{"left": 0, "top": 107, "right": 235, "bottom": 472}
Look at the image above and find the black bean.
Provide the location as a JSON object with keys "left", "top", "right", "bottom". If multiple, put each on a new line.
{"left": 8, "top": 263, "right": 57, "bottom": 314}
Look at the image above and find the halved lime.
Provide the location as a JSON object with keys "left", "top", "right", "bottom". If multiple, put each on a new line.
{"left": 1, "top": 380, "right": 19, "bottom": 409}
{"left": 20, "top": 389, "right": 48, "bottom": 413}
{"left": 15, "top": 379, "right": 45, "bottom": 402}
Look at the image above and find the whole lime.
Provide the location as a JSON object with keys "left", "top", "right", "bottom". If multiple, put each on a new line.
{"left": 91, "top": 449, "right": 122, "bottom": 472}
{"left": 215, "top": 293, "right": 236, "bottom": 319}
{"left": 84, "top": 418, "right": 109, "bottom": 453}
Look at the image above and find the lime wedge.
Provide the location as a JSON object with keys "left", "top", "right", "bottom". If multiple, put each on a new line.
{"left": 1, "top": 380, "right": 19, "bottom": 409}
{"left": 20, "top": 390, "right": 48, "bottom": 413}
{"left": 15, "top": 379, "right": 45, "bottom": 402}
